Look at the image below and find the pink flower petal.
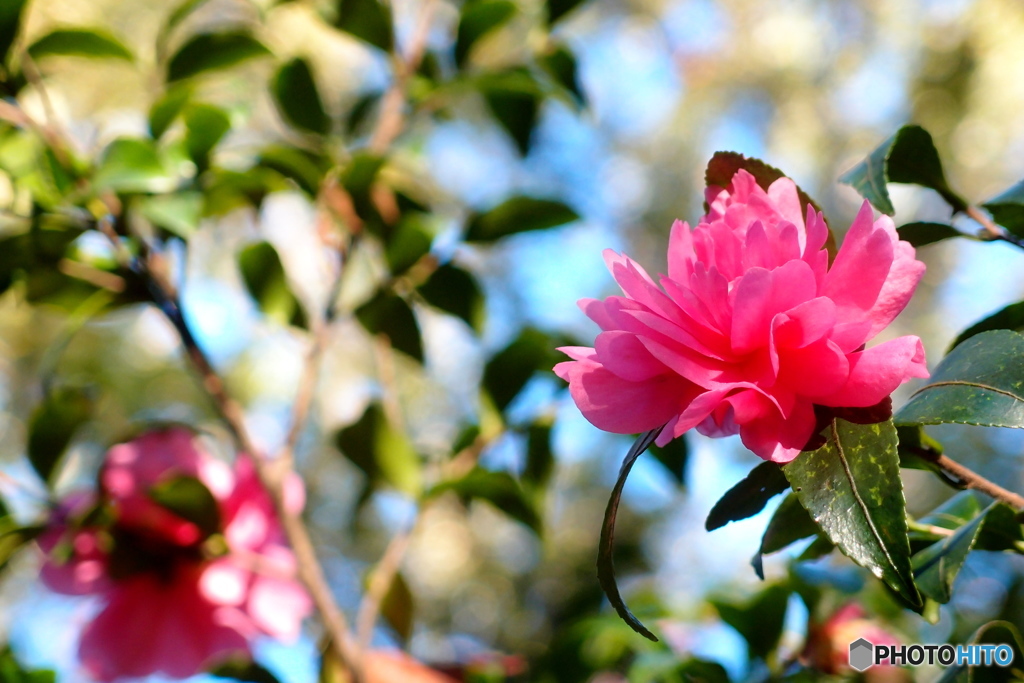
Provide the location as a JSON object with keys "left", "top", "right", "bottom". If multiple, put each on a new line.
{"left": 817, "top": 336, "right": 929, "bottom": 408}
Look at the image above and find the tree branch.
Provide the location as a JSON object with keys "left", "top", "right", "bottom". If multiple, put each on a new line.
{"left": 932, "top": 454, "right": 1024, "bottom": 510}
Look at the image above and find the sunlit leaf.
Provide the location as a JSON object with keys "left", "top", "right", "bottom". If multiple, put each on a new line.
{"left": 455, "top": 0, "right": 516, "bottom": 67}
{"left": 430, "top": 467, "right": 541, "bottom": 533}
{"left": 149, "top": 84, "right": 192, "bottom": 139}
{"left": 335, "top": 403, "right": 421, "bottom": 495}
{"left": 258, "top": 145, "right": 329, "bottom": 196}
{"left": 184, "top": 103, "right": 230, "bottom": 170}
{"left": 705, "top": 461, "right": 788, "bottom": 531}
{"left": 238, "top": 241, "right": 308, "bottom": 329}
{"left": 783, "top": 418, "right": 921, "bottom": 609}
{"left": 385, "top": 214, "right": 433, "bottom": 274}
{"left": 28, "top": 28, "right": 133, "bottom": 61}
{"left": 167, "top": 31, "right": 270, "bottom": 82}
{"left": 92, "top": 137, "right": 174, "bottom": 193}
{"left": 334, "top": 0, "right": 393, "bottom": 51}
{"left": 540, "top": 44, "right": 583, "bottom": 105}
{"left": 272, "top": 57, "right": 330, "bottom": 135}
{"left": 139, "top": 191, "right": 203, "bottom": 238}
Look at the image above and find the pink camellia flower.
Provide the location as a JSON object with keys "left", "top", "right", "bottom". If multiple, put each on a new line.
{"left": 804, "top": 603, "right": 901, "bottom": 674}
{"left": 39, "top": 427, "right": 311, "bottom": 682}
{"left": 555, "top": 170, "right": 929, "bottom": 462}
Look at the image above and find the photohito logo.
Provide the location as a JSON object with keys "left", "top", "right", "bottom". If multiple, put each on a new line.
{"left": 848, "top": 639, "right": 1015, "bottom": 672}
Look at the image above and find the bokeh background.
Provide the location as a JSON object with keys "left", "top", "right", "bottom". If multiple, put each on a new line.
{"left": 3, "top": 0, "right": 1024, "bottom": 680}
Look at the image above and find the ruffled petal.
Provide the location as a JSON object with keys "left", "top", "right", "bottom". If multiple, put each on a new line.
{"left": 817, "top": 336, "right": 929, "bottom": 408}
{"left": 739, "top": 399, "right": 818, "bottom": 463}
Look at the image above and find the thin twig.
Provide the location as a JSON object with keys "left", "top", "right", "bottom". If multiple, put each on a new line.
{"left": 932, "top": 454, "right": 1024, "bottom": 510}
{"left": 355, "top": 523, "right": 415, "bottom": 652}
{"left": 966, "top": 206, "right": 1004, "bottom": 240}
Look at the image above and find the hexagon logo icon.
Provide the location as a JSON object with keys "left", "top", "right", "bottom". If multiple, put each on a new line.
{"left": 849, "top": 638, "right": 874, "bottom": 672}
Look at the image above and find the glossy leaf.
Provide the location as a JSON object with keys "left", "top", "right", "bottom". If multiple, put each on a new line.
{"left": 912, "top": 502, "right": 991, "bottom": 604}
{"left": 272, "top": 58, "right": 330, "bottom": 135}
{"left": 430, "top": 467, "right": 541, "bottom": 533}
{"left": 482, "top": 327, "right": 555, "bottom": 410}
{"left": 783, "top": 418, "right": 921, "bottom": 609}
{"left": 465, "top": 196, "right": 578, "bottom": 242}
{"left": 705, "top": 461, "right": 788, "bottom": 531}
{"left": 982, "top": 180, "right": 1024, "bottom": 238}
{"left": 92, "top": 137, "right": 174, "bottom": 193}
{"left": 334, "top": 0, "right": 393, "bottom": 51}
{"left": 238, "top": 241, "right": 308, "bottom": 329}
{"left": 897, "top": 221, "right": 963, "bottom": 247}
{"left": 751, "top": 493, "right": 820, "bottom": 579}
{"left": 418, "top": 263, "right": 484, "bottom": 333}
{"left": 167, "top": 32, "right": 270, "bottom": 82}
{"left": 546, "top": 0, "right": 585, "bottom": 24}
{"left": 597, "top": 427, "right": 662, "bottom": 641}
{"left": 455, "top": 0, "right": 516, "bottom": 67}
{"left": 27, "top": 387, "right": 93, "bottom": 485}
{"left": 839, "top": 124, "right": 966, "bottom": 215}
{"left": 710, "top": 584, "right": 790, "bottom": 661}
{"left": 355, "top": 290, "right": 423, "bottom": 362}
{"left": 0, "top": 0, "right": 28, "bottom": 68}
{"left": 950, "top": 302, "right": 1024, "bottom": 351}
{"left": 184, "top": 103, "right": 230, "bottom": 170}
{"left": 335, "top": 403, "right": 421, "bottom": 495}
{"left": 149, "top": 84, "right": 192, "bottom": 139}
{"left": 148, "top": 475, "right": 221, "bottom": 538}
{"left": 27, "top": 29, "right": 133, "bottom": 61}
{"left": 896, "top": 330, "right": 1024, "bottom": 428}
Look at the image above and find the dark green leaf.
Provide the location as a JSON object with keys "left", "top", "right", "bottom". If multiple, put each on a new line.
{"left": 465, "top": 196, "right": 577, "bottom": 242}
{"left": 675, "top": 659, "right": 730, "bottom": 683}
{"left": 751, "top": 493, "right": 820, "bottom": 579}
{"left": 546, "top": 0, "right": 585, "bottom": 24}
{"left": 258, "top": 145, "right": 328, "bottom": 196}
{"left": 184, "top": 103, "right": 230, "bottom": 170}
{"left": 483, "top": 327, "right": 554, "bottom": 410}
{"left": 917, "top": 491, "right": 981, "bottom": 531}
{"left": 912, "top": 502, "right": 991, "bottom": 604}
{"left": 455, "top": 0, "right": 516, "bottom": 67}
{"left": 477, "top": 69, "right": 542, "bottom": 156}
{"left": 209, "top": 658, "right": 282, "bottom": 683}
{"left": 950, "top": 302, "right": 1024, "bottom": 351}
{"left": 148, "top": 475, "right": 221, "bottom": 538}
{"left": 895, "top": 424, "right": 948, "bottom": 481}
{"left": 710, "top": 584, "right": 790, "bottom": 661}
{"left": 27, "top": 387, "right": 93, "bottom": 485}
{"left": 524, "top": 420, "right": 554, "bottom": 490}
{"left": 897, "top": 222, "right": 963, "bottom": 247}
{"left": 431, "top": 467, "right": 541, "bottom": 532}
{"left": 27, "top": 29, "right": 133, "bottom": 61}
{"left": 839, "top": 124, "right": 966, "bottom": 215}
{"left": 384, "top": 214, "right": 432, "bottom": 274}
{"left": 272, "top": 57, "right": 330, "bottom": 135}
{"left": 335, "top": 403, "right": 421, "bottom": 495}
{"left": 648, "top": 434, "right": 687, "bottom": 486}
{"left": 344, "top": 91, "right": 381, "bottom": 136}
{"left": 355, "top": 290, "right": 423, "bottom": 362}
{"left": 705, "top": 461, "right": 788, "bottom": 531}
{"left": 334, "top": 0, "right": 393, "bottom": 51}
{"left": 895, "top": 330, "right": 1024, "bottom": 428}
{"left": 974, "top": 503, "right": 1024, "bottom": 552}
{"left": 983, "top": 180, "right": 1024, "bottom": 238}
{"left": 597, "top": 427, "right": 662, "bottom": 642}
{"left": 783, "top": 418, "right": 921, "bottom": 609}
{"left": 377, "top": 570, "right": 414, "bottom": 642}
{"left": 238, "top": 241, "right": 308, "bottom": 329}
{"left": 338, "top": 152, "right": 386, "bottom": 230}
{"left": 167, "top": 32, "right": 270, "bottom": 82}
{"left": 540, "top": 44, "right": 583, "bottom": 105}
{"left": 92, "top": 137, "right": 174, "bottom": 193}
{"left": 0, "top": 0, "right": 29, "bottom": 68}
{"left": 149, "top": 84, "right": 192, "bottom": 139}
{"left": 418, "top": 263, "right": 484, "bottom": 333}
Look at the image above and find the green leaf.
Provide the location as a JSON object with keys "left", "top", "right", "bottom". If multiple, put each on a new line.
{"left": 0, "top": 646, "right": 57, "bottom": 683}
{"left": 983, "top": 180, "right": 1024, "bottom": 238}
{"left": 258, "top": 145, "right": 329, "bottom": 196}
{"left": 334, "top": 0, "right": 393, "bottom": 51}
{"left": 335, "top": 403, "right": 421, "bottom": 495}
{"left": 950, "top": 302, "right": 1024, "bottom": 351}
{"left": 184, "top": 103, "right": 230, "bottom": 170}
{"left": 355, "top": 290, "right": 423, "bottom": 362}
{"left": 27, "top": 28, "right": 133, "bottom": 61}
{"left": 895, "top": 424, "right": 947, "bottom": 478}
{"left": 209, "top": 658, "right": 282, "bottom": 683}
{"left": 376, "top": 570, "right": 415, "bottom": 642}
{"left": 783, "top": 418, "right": 921, "bottom": 609}
{"left": 751, "top": 493, "right": 820, "bottom": 579}
{"left": 597, "top": 427, "right": 662, "bottom": 642}
{"left": 455, "top": 0, "right": 516, "bottom": 67}
{"left": 92, "top": 137, "right": 174, "bottom": 193}
{"left": 912, "top": 502, "right": 991, "bottom": 604}
{"left": 546, "top": 0, "right": 585, "bottom": 24}
{"left": 384, "top": 214, "right": 432, "bottom": 274}
{"left": 430, "top": 467, "right": 541, "bottom": 533}
{"left": 540, "top": 44, "right": 583, "bottom": 105}
{"left": 159, "top": 0, "right": 213, "bottom": 50}
{"left": 482, "top": 327, "right": 554, "bottom": 410}
{"left": 917, "top": 491, "right": 981, "bottom": 531}
{"left": 710, "top": 584, "right": 790, "bottom": 661}
{"left": 148, "top": 475, "right": 221, "bottom": 538}
{"left": 167, "top": 31, "right": 271, "bottom": 82}
{"left": 974, "top": 503, "right": 1024, "bottom": 553}
{"left": 465, "top": 196, "right": 577, "bottom": 242}
{"left": 0, "top": 0, "right": 29, "bottom": 68}
{"left": 895, "top": 329, "right": 1024, "bottom": 428}
{"left": 238, "top": 241, "right": 308, "bottom": 329}
{"left": 839, "top": 124, "right": 966, "bottom": 216}
{"left": 897, "top": 221, "right": 963, "bottom": 247}
{"left": 648, "top": 434, "right": 687, "bottom": 486}
{"left": 705, "top": 461, "right": 788, "bottom": 531}
{"left": 524, "top": 420, "right": 554, "bottom": 490}
{"left": 479, "top": 69, "right": 542, "bottom": 156}
{"left": 149, "top": 84, "right": 192, "bottom": 139}
{"left": 272, "top": 57, "right": 330, "bottom": 135}
{"left": 27, "top": 387, "right": 93, "bottom": 485}
{"left": 139, "top": 191, "right": 203, "bottom": 238}
{"left": 935, "top": 621, "right": 1024, "bottom": 683}
{"left": 417, "top": 263, "right": 484, "bottom": 333}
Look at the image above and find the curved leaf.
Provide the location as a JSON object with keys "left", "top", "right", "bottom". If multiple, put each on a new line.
{"left": 783, "top": 418, "right": 921, "bottom": 609}
{"left": 465, "top": 196, "right": 578, "bottom": 242}
{"left": 950, "top": 302, "right": 1024, "bottom": 351}
{"left": 839, "top": 124, "right": 966, "bottom": 215}
{"left": 705, "top": 461, "right": 788, "bottom": 531}
{"left": 28, "top": 28, "right": 133, "bottom": 61}
{"left": 710, "top": 584, "right": 790, "bottom": 661}
{"left": 184, "top": 103, "right": 230, "bottom": 170}
{"left": 0, "top": 0, "right": 29, "bottom": 67}
{"left": 751, "top": 492, "right": 820, "bottom": 579}
{"left": 238, "top": 241, "right": 308, "bottom": 329}
{"left": 912, "top": 501, "right": 992, "bottom": 604}
{"left": 93, "top": 137, "right": 174, "bottom": 193}
{"left": 272, "top": 57, "right": 330, "bottom": 135}
{"left": 27, "top": 387, "right": 93, "bottom": 485}
{"left": 335, "top": 403, "right": 421, "bottom": 495}
{"left": 896, "top": 330, "right": 1024, "bottom": 428}
{"left": 334, "top": 0, "right": 393, "bottom": 51}
{"left": 417, "top": 263, "right": 484, "bottom": 333}
{"left": 355, "top": 290, "right": 423, "bottom": 362}
{"left": 897, "top": 221, "right": 963, "bottom": 248}
{"left": 430, "top": 467, "right": 540, "bottom": 533}
{"left": 167, "top": 31, "right": 270, "bottom": 82}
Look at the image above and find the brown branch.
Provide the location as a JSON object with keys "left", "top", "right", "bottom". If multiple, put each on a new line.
{"left": 966, "top": 206, "right": 1004, "bottom": 240}
{"left": 932, "top": 454, "right": 1024, "bottom": 510}
{"left": 355, "top": 523, "right": 415, "bottom": 654}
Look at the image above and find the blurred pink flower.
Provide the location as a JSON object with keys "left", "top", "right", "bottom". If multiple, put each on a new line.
{"left": 555, "top": 170, "right": 928, "bottom": 462}
{"left": 39, "top": 427, "right": 311, "bottom": 682}
{"left": 804, "top": 603, "right": 901, "bottom": 674}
